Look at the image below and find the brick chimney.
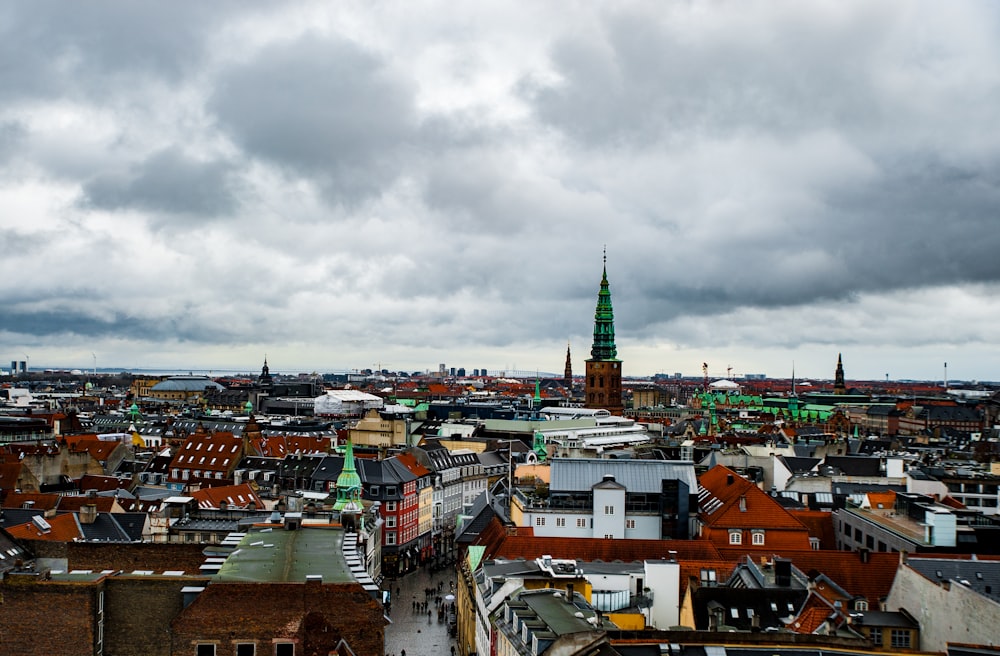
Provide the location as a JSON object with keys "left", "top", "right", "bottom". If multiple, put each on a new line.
{"left": 80, "top": 503, "right": 98, "bottom": 525}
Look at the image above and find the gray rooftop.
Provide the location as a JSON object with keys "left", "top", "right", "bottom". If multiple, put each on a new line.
{"left": 550, "top": 458, "right": 696, "bottom": 493}
{"left": 908, "top": 557, "right": 1000, "bottom": 603}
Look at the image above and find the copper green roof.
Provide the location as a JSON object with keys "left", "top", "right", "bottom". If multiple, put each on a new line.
{"left": 589, "top": 260, "right": 618, "bottom": 361}
{"left": 333, "top": 439, "right": 362, "bottom": 512}
{"left": 215, "top": 527, "right": 353, "bottom": 583}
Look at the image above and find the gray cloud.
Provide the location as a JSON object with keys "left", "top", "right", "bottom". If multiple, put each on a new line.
{"left": 0, "top": 2, "right": 241, "bottom": 102}
{"left": 2, "top": 2, "right": 1000, "bottom": 379}
{"left": 81, "top": 148, "right": 240, "bottom": 218}
{"left": 209, "top": 33, "right": 418, "bottom": 205}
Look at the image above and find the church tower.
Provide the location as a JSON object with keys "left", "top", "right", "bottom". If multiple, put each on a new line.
{"left": 584, "top": 253, "right": 624, "bottom": 414}
{"left": 333, "top": 438, "right": 363, "bottom": 514}
{"left": 563, "top": 342, "right": 573, "bottom": 390}
{"left": 834, "top": 353, "right": 846, "bottom": 395}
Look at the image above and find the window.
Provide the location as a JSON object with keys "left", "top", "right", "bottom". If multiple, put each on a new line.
{"left": 385, "top": 516, "right": 396, "bottom": 528}
{"left": 275, "top": 644, "right": 295, "bottom": 656}
{"left": 700, "top": 569, "right": 717, "bottom": 585}
{"left": 729, "top": 531, "right": 742, "bottom": 545}
{"left": 869, "top": 628, "right": 882, "bottom": 646}
{"left": 196, "top": 645, "right": 216, "bottom": 656}
{"left": 576, "top": 518, "right": 587, "bottom": 528}
{"left": 369, "top": 485, "right": 380, "bottom": 496}
{"left": 385, "top": 501, "right": 396, "bottom": 512}
{"left": 626, "top": 519, "right": 636, "bottom": 529}
{"left": 535, "top": 517, "right": 545, "bottom": 526}
{"left": 386, "top": 486, "right": 397, "bottom": 497}
{"left": 855, "top": 600, "right": 868, "bottom": 611}
{"left": 556, "top": 518, "right": 565, "bottom": 527}
{"left": 236, "top": 645, "right": 256, "bottom": 656}
{"left": 385, "top": 532, "right": 396, "bottom": 545}
{"left": 890, "top": 629, "right": 911, "bottom": 648}
{"left": 604, "top": 506, "right": 614, "bottom": 515}
{"left": 752, "top": 531, "right": 765, "bottom": 546}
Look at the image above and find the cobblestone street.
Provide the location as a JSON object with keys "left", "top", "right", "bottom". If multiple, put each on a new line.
{"left": 383, "top": 564, "right": 458, "bottom": 656}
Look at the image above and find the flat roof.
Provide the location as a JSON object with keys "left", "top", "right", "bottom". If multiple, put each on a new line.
{"left": 214, "top": 526, "right": 354, "bottom": 584}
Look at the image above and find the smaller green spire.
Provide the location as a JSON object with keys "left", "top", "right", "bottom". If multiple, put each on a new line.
{"left": 333, "top": 439, "right": 363, "bottom": 513}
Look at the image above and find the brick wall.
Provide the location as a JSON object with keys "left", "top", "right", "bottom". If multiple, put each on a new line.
{"left": 29, "top": 540, "right": 209, "bottom": 574}
{"left": 105, "top": 576, "right": 197, "bottom": 656}
{"left": 172, "top": 580, "right": 386, "bottom": 656}
{"left": 0, "top": 573, "right": 98, "bottom": 656}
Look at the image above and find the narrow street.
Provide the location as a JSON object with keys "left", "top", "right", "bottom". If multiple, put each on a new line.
{"left": 383, "top": 563, "right": 458, "bottom": 656}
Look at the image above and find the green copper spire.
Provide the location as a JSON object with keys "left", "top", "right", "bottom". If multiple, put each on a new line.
{"left": 332, "top": 439, "right": 363, "bottom": 512}
{"left": 590, "top": 251, "right": 618, "bottom": 361}
{"left": 534, "top": 378, "right": 541, "bottom": 403}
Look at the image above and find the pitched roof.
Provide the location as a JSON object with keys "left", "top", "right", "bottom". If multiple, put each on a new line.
{"left": 2, "top": 492, "right": 61, "bottom": 510}
{"left": 7, "top": 512, "right": 83, "bottom": 541}
{"left": 550, "top": 458, "right": 697, "bottom": 493}
{"left": 719, "top": 549, "right": 900, "bottom": 604}
{"left": 494, "top": 536, "right": 723, "bottom": 563}
{"left": 787, "top": 510, "right": 837, "bottom": 550}
{"left": 0, "top": 463, "right": 22, "bottom": 491}
{"left": 699, "top": 465, "right": 809, "bottom": 531}
{"left": 55, "top": 495, "right": 117, "bottom": 513}
{"left": 189, "top": 483, "right": 263, "bottom": 509}
{"left": 78, "top": 474, "right": 125, "bottom": 493}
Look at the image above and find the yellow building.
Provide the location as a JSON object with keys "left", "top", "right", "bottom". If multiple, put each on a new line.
{"left": 347, "top": 409, "right": 411, "bottom": 448}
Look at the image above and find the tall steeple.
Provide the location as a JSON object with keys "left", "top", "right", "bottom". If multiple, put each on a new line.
{"left": 590, "top": 252, "right": 618, "bottom": 361}
{"left": 584, "top": 249, "right": 623, "bottom": 414}
{"left": 834, "top": 353, "right": 846, "bottom": 395}
{"left": 563, "top": 342, "right": 572, "bottom": 389}
{"left": 333, "top": 438, "right": 363, "bottom": 513}
{"left": 259, "top": 356, "right": 273, "bottom": 391}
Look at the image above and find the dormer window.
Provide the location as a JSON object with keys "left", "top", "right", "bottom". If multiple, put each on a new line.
{"left": 729, "top": 530, "right": 742, "bottom": 545}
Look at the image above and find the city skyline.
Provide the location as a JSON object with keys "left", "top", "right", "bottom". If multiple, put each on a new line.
{"left": 3, "top": 3, "right": 1000, "bottom": 382}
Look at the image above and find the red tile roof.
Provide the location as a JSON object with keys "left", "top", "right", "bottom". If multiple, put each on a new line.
{"left": 189, "top": 483, "right": 263, "bottom": 510}
{"left": 494, "top": 536, "right": 724, "bottom": 563}
{"left": 56, "top": 495, "right": 117, "bottom": 513}
{"left": 699, "top": 465, "right": 809, "bottom": 531}
{"left": 394, "top": 452, "right": 431, "bottom": 477}
{"left": 719, "top": 548, "right": 900, "bottom": 604}
{"left": 2, "top": 492, "right": 61, "bottom": 510}
{"left": 7, "top": 512, "right": 83, "bottom": 541}
{"left": 168, "top": 431, "right": 244, "bottom": 483}
{"left": 787, "top": 509, "right": 837, "bottom": 550}
{"left": 255, "top": 435, "right": 331, "bottom": 458}
{"left": 78, "top": 474, "right": 126, "bottom": 493}
{"left": 0, "top": 463, "right": 21, "bottom": 491}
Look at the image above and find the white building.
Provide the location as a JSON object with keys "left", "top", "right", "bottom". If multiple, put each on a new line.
{"left": 513, "top": 458, "right": 698, "bottom": 540}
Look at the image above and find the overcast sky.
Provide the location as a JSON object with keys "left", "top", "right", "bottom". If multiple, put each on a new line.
{"left": 2, "top": 1, "right": 1000, "bottom": 382}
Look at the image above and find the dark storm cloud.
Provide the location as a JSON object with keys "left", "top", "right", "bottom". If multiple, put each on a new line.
{"left": 0, "top": 2, "right": 240, "bottom": 101}
{"left": 210, "top": 33, "right": 418, "bottom": 205}
{"left": 516, "top": 3, "right": 1000, "bottom": 333}
{"left": 81, "top": 148, "right": 240, "bottom": 218}
{"left": 521, "top": 5, "right": 892, "bottom": 145}
{"left": 1, "top": 306, "right": 237, "bottom": 344}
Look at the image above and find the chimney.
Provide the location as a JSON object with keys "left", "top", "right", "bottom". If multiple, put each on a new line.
{"left": 739, "top": 495, "right": 747, "bottom": 512}
{"left": 775, "top": 558, "right": 792, "bottom": 587}
{"left": 80, "top": 503, "right": 98, "bottom": 525}
{"left": 565, "top": 583, "right": 574, "bottom": 604}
